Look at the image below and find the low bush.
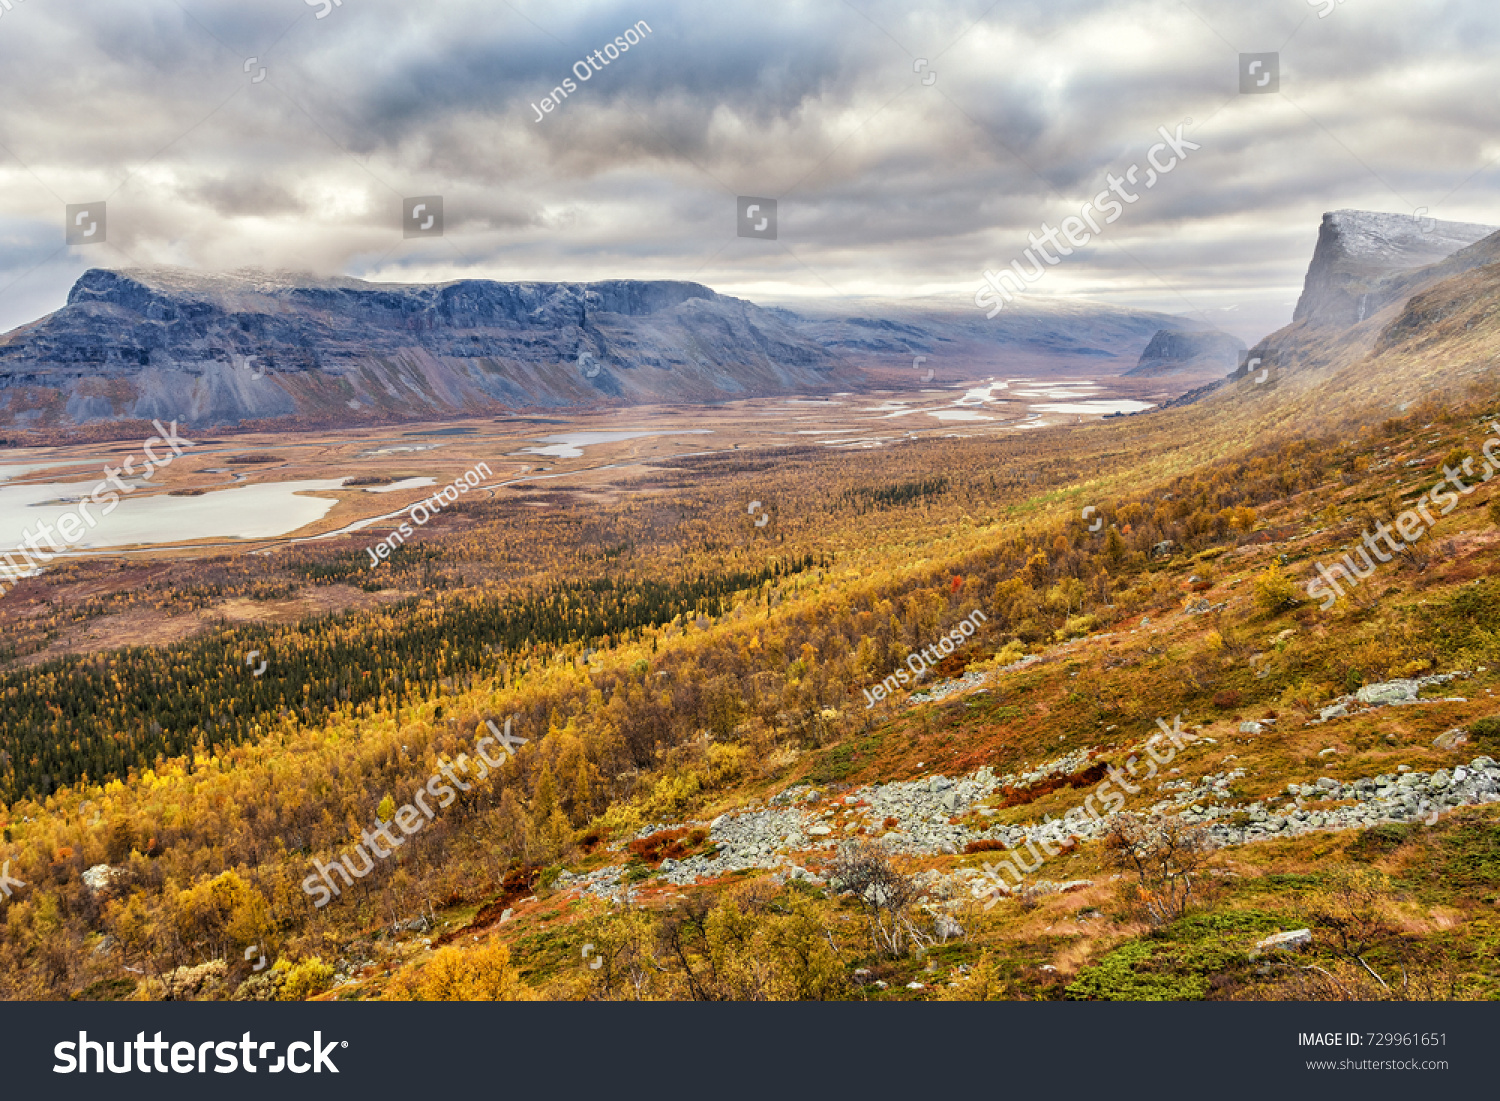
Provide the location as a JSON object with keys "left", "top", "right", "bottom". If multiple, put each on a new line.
{"left": 629, "top": 827, "right": 710, "bottom": 865}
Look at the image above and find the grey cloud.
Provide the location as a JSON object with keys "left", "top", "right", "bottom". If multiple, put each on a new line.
{"left": 0, "top": 0, "right": 1494, "bottom": 346}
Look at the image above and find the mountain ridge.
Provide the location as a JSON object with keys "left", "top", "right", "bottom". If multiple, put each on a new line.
{"left": 0, "top": 269, "right": 1216, "bottom": 430}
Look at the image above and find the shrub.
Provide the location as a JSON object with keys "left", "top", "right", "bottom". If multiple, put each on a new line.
{"left": 386, "top": 942, "right": 533, "bottom": 1001}
{"left": 999, "top": 762, "right": 1109, "bottom": 808}
{"left": 1212, "top": 690, "right": 1242, "bottom": 709}
{"left": 1056, "top": 614, "right": 1099, "bottom": 641}
{"left": 827, "top": 842, "right": 927, "bottom": 958}
{"left": 963, "top": 839, "right": 1009, "bottom": 854}
{"left": 1104, "top": 814, "right": 1211, "bottom": 926}
{"left": 993, "top": 640, "right": 1028, "bottom": 666}
{"left": 938, "top": 950, "right": 1008, "bottom": 1000}
{"left": 629, "top": 827, "right": 709, "bottom": 864}
{"left": 705, "top": 742, "right": 749, "bottom": 788}
{"left": 640, "top": 771, "right": 702, "bottom": 819}
{"left": 1253, "top": 565, "right": 1304, "bottom": 616}
{"left": 1469, "top": 716, "right": 1500, "bottom": 743}
{"left": 1442, "top": 447, "right": 1472, "bottom": 471}
{"left": 279, "top": 957, "right": 335, "bottom": 1001}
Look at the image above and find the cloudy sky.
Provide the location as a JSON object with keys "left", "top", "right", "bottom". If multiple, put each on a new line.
{"left": 0, "top": 0, "right": 1495, "bottom": 343}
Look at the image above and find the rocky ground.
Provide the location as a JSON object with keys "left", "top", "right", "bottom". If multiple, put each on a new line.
{"left": 552, "top": 670, "right": 1499, "bottom": 907}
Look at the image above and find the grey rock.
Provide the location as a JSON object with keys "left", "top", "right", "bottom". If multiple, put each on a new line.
{"left": 1357, "top": 679, "right": 1421, "bottom": 706}
{"left": 1434, "top": 728, "right": 1469, "bottom": 750}
{"left": 934, "top": 914, "right": 964, "bottom": 941}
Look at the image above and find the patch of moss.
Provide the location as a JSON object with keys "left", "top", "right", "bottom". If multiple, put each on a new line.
{"left": 1436, "top": 817, "right": 1500, "bottom": 892}
{"left": 1347, "top": 823, "right": 1415, "bottom": 862}
{"left": 809, "top": 743, "right": 856, "bottom": 783}
{"left": 1469, "top": 716, "right": 1500, "bottom": 744}
{"left": 1253, "top": 872, "right": 1323, "bottom": 892}
{"left": 1164, "top": 909, "right": 1285, "bottom": 940}
{"left": 1067, "top": 910, "right": 1280, "bottom": 1001}
{"left": 1066, "top": 942, "right": 1211, "bottom": 1001}
{"left": 74, "top": 977, "right": 137, "bottom": 1001}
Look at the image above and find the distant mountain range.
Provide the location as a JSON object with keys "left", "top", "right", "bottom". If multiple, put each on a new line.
{"left": 6, "top": 208, "right": 1493, "bottom": 432}
{"left": 0, "top": 268, "right": 1212, "bottom": 430}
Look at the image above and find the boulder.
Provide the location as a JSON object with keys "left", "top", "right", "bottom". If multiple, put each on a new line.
{"left": 80, "top": 864, "right": 125, "bottom": 896}
{"left": 1434, "top": 728, "right": 1469, "bottom": 750}
{"left": 1356, "top": 679, "right": 1419, "bottom": 706}
{"left": 1251, "top": 928, "right": 1312, "bottom": 957}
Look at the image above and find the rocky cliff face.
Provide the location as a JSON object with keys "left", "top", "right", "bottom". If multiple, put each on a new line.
{"left": 1229, "top": 211, "right": 1500, "bottom": 382}
{"left": 1291, "top": 210, "right": 1497, "bottom": 329}
{"left": 0, "top": 269, "right": 859, "bottom": 428}
{"left": 1125, "top": 328, "right": 1246, "bottom": 378}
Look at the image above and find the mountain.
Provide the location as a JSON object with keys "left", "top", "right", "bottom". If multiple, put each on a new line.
{"left": 1236, "top": 210, "right": 1499, "bottom": 379}
{"left": 1292, "top": 209, "right": 1497, "bottom": 328}
{"left": 1160, "top": 209, "right": 1500, "bottom": 431}
{"left": 1124, "top": 328, "right": 1245, "bottom": 378}
{"left": 0, "top": 270, "right": 1222, "bottom": 430}
{"left": 771, "top": 295, "right": 1214, "bottom": 380}
{"left": 0, "top": 269, "right": 858, "bottom": 429}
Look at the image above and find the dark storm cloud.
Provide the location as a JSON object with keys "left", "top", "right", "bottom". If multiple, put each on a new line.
{"left": 0, "top": 0, "right": 1495, "bottom": 345}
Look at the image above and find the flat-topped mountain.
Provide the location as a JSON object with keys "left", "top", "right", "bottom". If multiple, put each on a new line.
{"left": 1233, "top": 210, "right": 1500, "bottom": 381}
{"left": 772, "top": 294, "right": 1215, "bottom": 379}
{"left": 0, "top": 269, "right": 860, "bottom": 428}
{"left": 1293, "top": 209, "right": 1498, "bottom": 329}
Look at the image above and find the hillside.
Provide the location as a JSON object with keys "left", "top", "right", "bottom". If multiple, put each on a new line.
{"left": 0, "top": 329, "right": 1497, "bottom": 1002}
